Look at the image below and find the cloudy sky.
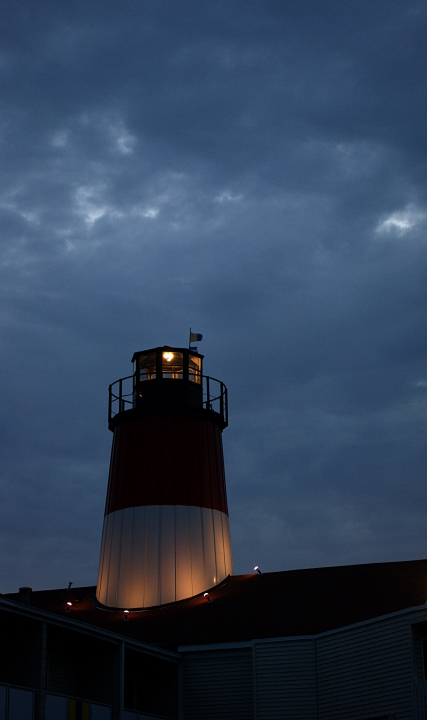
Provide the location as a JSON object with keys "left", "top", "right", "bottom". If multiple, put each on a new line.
{"left": 1, "top": 1, "right": 427, "bottom": 593}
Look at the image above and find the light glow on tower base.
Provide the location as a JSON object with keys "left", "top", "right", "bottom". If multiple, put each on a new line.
{"left": 96, "top": 505, "right": 233, "bottom": 608}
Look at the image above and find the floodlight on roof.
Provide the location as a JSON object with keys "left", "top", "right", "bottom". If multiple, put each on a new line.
{"left": 203, "top": 592, "right": 211, "bottom": 603}
{"left": 254, "top": 566, "right": 262, "bottom": 575}
{"left": 124, "top": 610, "right": 129, "bottom": 621}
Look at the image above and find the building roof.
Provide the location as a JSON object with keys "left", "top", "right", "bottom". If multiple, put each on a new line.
{"left": 4, "top": 559, "right": 427, "bottom": 650}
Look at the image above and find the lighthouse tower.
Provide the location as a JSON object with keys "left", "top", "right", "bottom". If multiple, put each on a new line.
{"left": 96, "top": 346, "right": 233, "bottom": 609}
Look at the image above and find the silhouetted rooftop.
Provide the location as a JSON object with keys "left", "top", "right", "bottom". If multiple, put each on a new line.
{"left": 5, "top": 559, "right": 427, "bottom": 650}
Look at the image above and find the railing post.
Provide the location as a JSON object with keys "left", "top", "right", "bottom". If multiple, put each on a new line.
{"left": 108, "top": 384, "right": 112, "bottom": 423}
{"left": 225, "top": 387, "right": 228, "bottom": 426}
{"left": 119, "top": 378, "right": 123, "bottom": 414}
{"left": 220, "top": 382, "right": 224, "bottom": 422}
{"left": 206, "top": 376, "right": 210, "bottom": 411}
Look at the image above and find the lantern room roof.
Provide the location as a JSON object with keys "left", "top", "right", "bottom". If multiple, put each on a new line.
{"left": 131, "top": 346, "right": 204, "bottom": 363}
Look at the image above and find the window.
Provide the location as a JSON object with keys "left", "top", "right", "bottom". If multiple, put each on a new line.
{"left": 189, "top": 355, "right": 201, "bottom": 384}
{"left": 162, "top": 352, "right": 183, "bottom": 380}
{"left": 139, "top": 353, "right": 157, "bottom": 381}
{"left": 8, "top": 688, "right": 34, "bottom": 720}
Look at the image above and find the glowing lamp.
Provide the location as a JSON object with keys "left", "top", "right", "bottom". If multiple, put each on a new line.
{"left": 163, "top": 352, "right": 174, "bottom": 362}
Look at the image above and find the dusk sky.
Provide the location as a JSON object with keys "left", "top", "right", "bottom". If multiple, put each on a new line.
{"left": 1, "top": 1, "right": 427, "bottom": 593}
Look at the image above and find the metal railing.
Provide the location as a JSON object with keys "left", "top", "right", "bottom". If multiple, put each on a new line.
{"left": 109, "top": 374, "right": 134, "bottom": 419}
{"left": 109, "top": 373, "right": 228, "bottom": 427}
{"left": 202, "top": 375, "right": 228, "bottom": 424}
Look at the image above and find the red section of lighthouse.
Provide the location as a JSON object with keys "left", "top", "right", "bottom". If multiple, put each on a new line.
{"left": 96, "top": 346, "right": 233, "bottom": 609}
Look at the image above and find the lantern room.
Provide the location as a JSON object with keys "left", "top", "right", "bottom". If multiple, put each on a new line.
{"left": 133, "top": 346, "right": 202, "bottom": 385}
{"left": 108, "top": 346, "right": 228, "bottom": 430}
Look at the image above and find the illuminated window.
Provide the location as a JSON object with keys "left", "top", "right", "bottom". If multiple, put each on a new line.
{"left": 189, "top": 354, "right": 201, "bottom": 384}
{"left": 162, "top": 351, "right": 183, "bottom": 379}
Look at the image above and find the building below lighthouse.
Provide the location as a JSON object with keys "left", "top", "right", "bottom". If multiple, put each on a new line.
{"left": 2, "top": 343, "right": 427, "bottom": 720}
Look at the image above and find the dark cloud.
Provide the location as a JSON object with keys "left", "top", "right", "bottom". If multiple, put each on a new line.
{"left": 1, "top": 1, "right": 427, "bottom": 592}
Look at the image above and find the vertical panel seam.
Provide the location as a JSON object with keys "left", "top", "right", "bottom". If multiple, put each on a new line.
{"left": 186, "top": 416, "right": 194, "bottom": 598}
{"left": 206, "top": 422, "right": 218, "bottom": 584}
{"left": 104, "top": 511, "right": 115, "bottom": 605}
{"left": 218, "top": 510, "right": 227, "bottom": 578}
{"left": 97, "top": 516, "right": 107, "bottom": 597}
{"left": 128, "top": 506, "right": 135, "bottom": 609}
{"left": 114, "top": 509, "right": 125, "bottom": 608}
{"left": 142, "top": 505, "right": 147, "bottom": 608}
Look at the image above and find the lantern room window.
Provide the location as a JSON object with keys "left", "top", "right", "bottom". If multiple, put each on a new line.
{"left": 133, "top": 347, "right": 203, "bottom": 386}
{"left": 189, "top": 354, "right": 201, "bottom": 384}
{"left": 139, "top": 353, "right": 157, "bottom": 381}
{"left": 162, "top": 351, "right": 184, "bottom": 379}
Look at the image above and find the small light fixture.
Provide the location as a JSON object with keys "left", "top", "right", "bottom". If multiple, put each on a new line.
{"left": 66, "top": 602, "right": 72, "bottom": 613}
{"left": 203, "top": 592, "right": 211, "bottom": 603}
{"left": 163, "top": 352, "right": 174, "bottom": 362}
{"left": 254, "top": 566, "right": 262, "bottom": 575}
{"left": 124, "top": 610, "right": 129, "bottom": 621}
{"left": 68, "top": 581, "right": 73, "bottom": 590}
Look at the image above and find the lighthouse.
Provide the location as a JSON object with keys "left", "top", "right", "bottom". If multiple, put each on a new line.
{"left": 96, "top": 346, "right": 233, "bottom": 609}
